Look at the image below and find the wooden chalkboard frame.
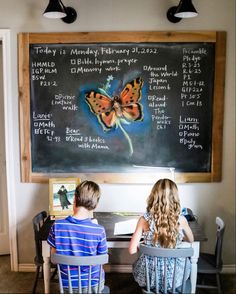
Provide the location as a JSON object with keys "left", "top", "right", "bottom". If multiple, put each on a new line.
{"left": 18, "top": 31, "right": 226, "bottom": 184}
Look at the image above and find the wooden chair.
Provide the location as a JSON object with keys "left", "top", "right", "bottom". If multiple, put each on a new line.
{"left": 51, "top": 253, "right": 110, "bottom": 293}
{"left": 139, "top": 244, "right": 194, "bottom": 294}
{"left": 32, "top": 211, "right": 57, "bottom": 293}
{"left": 197, "top": 217, "right": 225, "bottom": 294}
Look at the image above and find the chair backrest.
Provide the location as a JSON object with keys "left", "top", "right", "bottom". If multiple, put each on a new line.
{"left": 215, "top": 217, "right": 225, "bottom": 268}
{"left": 32, "top": 211, "right": 48, "bottom": 262}
{"left": 139, "top": 244, "right": 194, "bottom": 294}
{"left": 51, "top": 253, "right": 109, "bottom": 294}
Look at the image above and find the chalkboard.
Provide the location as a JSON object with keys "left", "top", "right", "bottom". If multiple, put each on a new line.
{"left": 18, "top": 32, "right": 226, "bottom": 183}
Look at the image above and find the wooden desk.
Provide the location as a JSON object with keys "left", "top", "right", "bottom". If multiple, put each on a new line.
{"left": 40, "top": 212, "right": 206, "bottom": 294}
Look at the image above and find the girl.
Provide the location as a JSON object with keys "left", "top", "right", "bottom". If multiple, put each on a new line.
{"left": 129, "top": 178, "right": 194, "bottom": 290}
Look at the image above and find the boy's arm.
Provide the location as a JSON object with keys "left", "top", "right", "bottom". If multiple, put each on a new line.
{"left": 97, "top": 228, "right": 108, "bottom": 255}
{"left": 47, "top": 223, "right": 56, "bottom": 251}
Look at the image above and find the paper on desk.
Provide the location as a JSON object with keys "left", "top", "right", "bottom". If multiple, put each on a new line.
{"left": 114, "top": 218, "right": 139, "bottom": 235}
{"left": 91, "top": 218, "right": 98, "bottom": 224}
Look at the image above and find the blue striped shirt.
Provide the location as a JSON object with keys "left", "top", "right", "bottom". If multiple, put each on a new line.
{"left": 47, "top": 216, "right": 108, "bottom": 289}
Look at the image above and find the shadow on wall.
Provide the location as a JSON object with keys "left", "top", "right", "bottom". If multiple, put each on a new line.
{"left": 17, "top": 183, "right": 49, "bottom": 264}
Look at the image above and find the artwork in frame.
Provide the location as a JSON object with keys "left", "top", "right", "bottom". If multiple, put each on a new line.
{"left": 49, "top": 178, "right": 81, "bottom": 217}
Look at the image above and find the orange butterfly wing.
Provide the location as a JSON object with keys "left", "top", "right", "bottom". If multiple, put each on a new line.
{"left": 86, "top": 77, "right": 144, "bottom": 130}
{"left": 122, "top": 104, "right": 143, "bottom": 121}
{"left": 120, "top": 77, "right": 144, "bottom": 104}
{"left": 98, "top": 110, "right": 117, "bottom": 130}
{"left": 120, "top": 77, "right": 144, "bottom": 121}
{"left": 86, "top": 91, "right": 112, "bottom": 115}
{"left": 85, "top": 91, "right": 117, "bottom": 130}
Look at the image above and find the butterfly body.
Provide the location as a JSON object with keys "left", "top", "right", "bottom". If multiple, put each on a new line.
{"left": 112, "top": 96, "right": 124, "bottom": 117}
{"left": 86, "top": 77, "right": 144, "bottom": 131}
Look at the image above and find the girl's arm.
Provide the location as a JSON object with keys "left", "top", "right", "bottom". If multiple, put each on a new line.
{"left": 128, "top": 216, "right": 147, "bottom": 254}
{"left": 179, "top": 215, "right": 194, "bottom": 243}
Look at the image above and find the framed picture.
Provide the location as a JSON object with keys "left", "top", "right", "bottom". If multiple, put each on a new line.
{"left": 49, "top": 178, "right": 81, "bottom": 217}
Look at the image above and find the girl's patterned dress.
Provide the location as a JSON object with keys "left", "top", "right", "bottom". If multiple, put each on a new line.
{"left": 132, "top": 212, "right": 191, "bottom": 291}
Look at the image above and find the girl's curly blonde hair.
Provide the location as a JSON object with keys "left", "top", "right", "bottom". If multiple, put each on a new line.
{"left": 146, "top": 178, "right": 180, "bottom": 248}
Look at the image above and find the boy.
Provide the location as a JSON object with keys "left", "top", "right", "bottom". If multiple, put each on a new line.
{"left": 47, "top": 180, "right": 108, "bottom": 292}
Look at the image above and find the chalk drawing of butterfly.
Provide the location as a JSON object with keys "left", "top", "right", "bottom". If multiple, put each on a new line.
{"left": 85, "top": 77, "right": 144, "bottom": 131}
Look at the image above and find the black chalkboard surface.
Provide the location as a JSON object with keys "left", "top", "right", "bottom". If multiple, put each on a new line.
{"left": 19, "top": 32, "right": 226, "bottom": 183}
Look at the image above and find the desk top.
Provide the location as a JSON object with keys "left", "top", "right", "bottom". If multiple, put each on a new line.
{"left": 39, "top": 212, "right": 207, "bottom": 242}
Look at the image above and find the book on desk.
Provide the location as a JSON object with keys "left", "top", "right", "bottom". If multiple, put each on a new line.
{"left": 114, "top": 218, "right": 139, "bottom": 235}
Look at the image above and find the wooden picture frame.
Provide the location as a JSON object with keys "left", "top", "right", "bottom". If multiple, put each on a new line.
{"left": 49, "top": 178, "right": 80, "bottom": 217}
{"left": 18, "top": 31, "right": 226, "bottom": 183}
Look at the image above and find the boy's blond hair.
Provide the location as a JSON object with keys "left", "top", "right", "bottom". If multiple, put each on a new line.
{"left": 74, "top": 180, "right": 101, "bottom": 210}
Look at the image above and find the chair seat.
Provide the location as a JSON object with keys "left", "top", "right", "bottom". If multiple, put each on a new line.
{"left": 34, "top": 256, "right": 57, "bottom": 269}
{"left": 198, "top": 253, "right": 222, "bottom": 274}
{"left": 34, "top": 255, "right": 44, "bottom": 266}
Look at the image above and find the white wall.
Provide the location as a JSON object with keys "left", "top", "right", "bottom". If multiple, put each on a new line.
{"left": 0, "top": 0, "right": 235, "bottom": 267}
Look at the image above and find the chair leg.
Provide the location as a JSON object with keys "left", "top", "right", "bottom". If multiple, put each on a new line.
{"left": 216, "top": 273, "right": 222, "bottom": 294}
{"left": 40, "top": 265, "right": 44, "bottom": 279}
{"left": 51, "top": 267, "right": 58, "bottom": 280}
{"left": 32, "top": 266, "right": 40, "bottom": 294}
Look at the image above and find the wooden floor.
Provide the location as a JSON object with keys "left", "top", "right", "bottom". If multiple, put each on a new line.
{"left": 0, "top": 255, "right": 235, "bottom": 293}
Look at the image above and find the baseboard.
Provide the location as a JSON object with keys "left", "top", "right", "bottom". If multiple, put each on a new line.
{"left": 18, "top": 263, "right": 36, "bottom": 272}
{"left": 18, "top": 263, "right": 236, "bottom": 274}
{"left": 104, "top": 264, "right": 132, "bottom": 273}
{"left": 222, "top": 264, "right": 236, "bottom": 274}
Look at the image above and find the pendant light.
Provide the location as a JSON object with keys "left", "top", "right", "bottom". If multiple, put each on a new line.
{"left": 43, "top": 0, "right": 77, "bottom": 24}
{"left": 167, "top": 0, "right": 198, "bottom": 23}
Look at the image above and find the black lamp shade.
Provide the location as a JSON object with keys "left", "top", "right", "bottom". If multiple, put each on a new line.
{"left": 43, "top": 0, "right": 66, "bottom": 19}
{"left": 174, "top": 0, "right": 198, "bottom": 18}
{"left": 62, "top": 6, "right": 77, "bottom": 24}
